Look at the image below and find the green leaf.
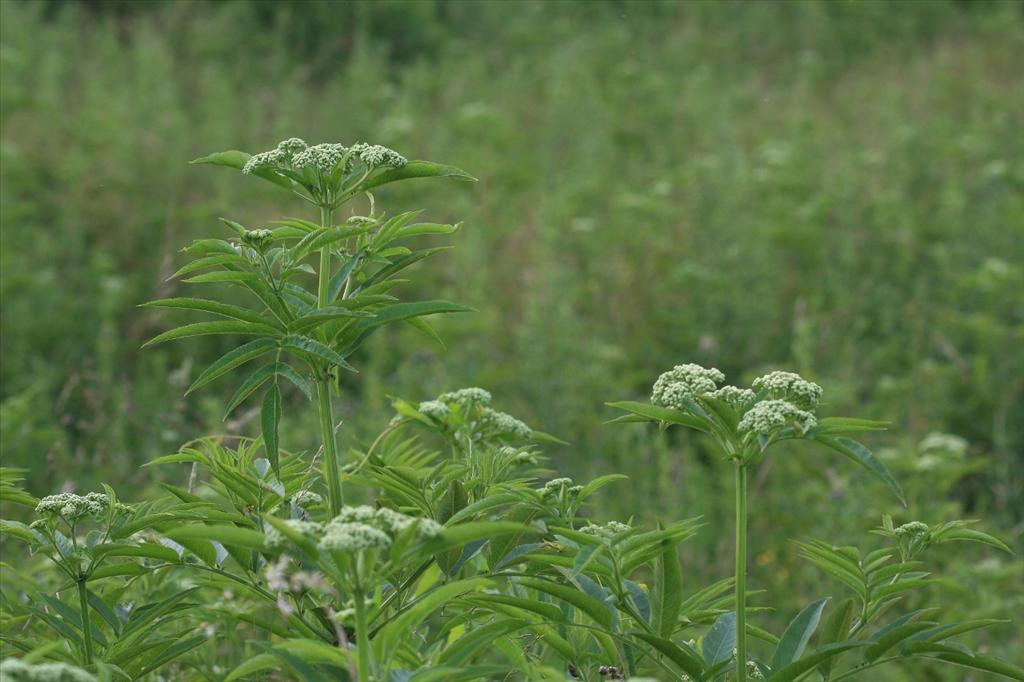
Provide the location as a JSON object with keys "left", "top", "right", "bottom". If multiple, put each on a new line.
{"left": 182, "top": 270, "right": 259, "bottom": 285}
{"left": 169, "top": 254, "right": 249, "bottom": 279}
{"left": 280, "top": 334, "right": 357, "bottom": 372}
{"left": 865, "top": 621, "right": 937, "bottom": 661}
{"left": 428, "top": 521, "right": 530, "bottom": 554}
{"left": 188, "top": 338, "right": 279, "bottom": 393}
{"left": 771, "top": 598, "right": 829, "bottom": 670}
{"left": 579, "top": 474, "right": 628, "bottom": 498}
{"left": 143, "top": 320, "right": 279, "bottom": 348}
{"left": 703, "top": 612, "right": 737, "bottom": 665}
{"left": 190, "top": 150, "right": 293, "bottom": 190}
{"left": 812, "top": 435, "right": 905, "bottom": 506}
{"left": 817, "top": 598, "right": 855, "bottom": 679}
{"left": 652, "top": 529, "right": 684, "bottom": 638}
{"left": 517, "top": 577, "right": 613, "bottom": 629}
{"left": 348, "top": 300, "right": 474, "bottom": 336}
{"left": 605, "top": 400, "right": 711, "bottom": 432}
{"left": 90, "top": 543, "right": 181, "bottom": 564}
{"left": 224, "top": 653, "right": 278, "bottom": 682}
{"left": 931, "top": 526, "right": 1013, "bottom": 553}
{"left": 438, "top": 618, "right": 530, "bottom": 666}
{"left": 376, "top": 578, "right": 490, "bottom": 659}
{"left": 262, "top": 383, "right": 282, "bottom": 478}
{"left": 164, "top": 525, "right": 267, "bottom": 551}
{"left": 812, "top": 417, "right": 890, "bottom": 435}
{"left": 273, "top": 638, "right": 352, "bottom": 668}
{"left": 359, "top": 160, "right": 476, "bottom": 192}
{"left": 904, "top": 644, "right": 1024, "bottom": 680}
{"left": 223, "top": 363, "right": 278, "bottom": 418}
{"left": 141, "top": 297, "right": 278, "bottom": 328}
{"left": 276, "top": 363, "right": 313, "bottom": 401}
{"left": 288, "top": 306, "right": 373, "bottom": 334}
{"left": 767, "top": 641, "right": 866, "bottom": 681}
{"left": 394, "top": 222, "right": 460, "bottom": 240}
{"left": 629, "top": 631, "right": 704, "bottom": 679}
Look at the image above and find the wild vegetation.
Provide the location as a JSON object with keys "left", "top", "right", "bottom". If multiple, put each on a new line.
{"left": 1, "top": 1, "right": 1022, "bottom": 680}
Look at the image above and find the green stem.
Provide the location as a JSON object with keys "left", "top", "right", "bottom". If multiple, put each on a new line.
{"left": 353, "top": 592, "right": 373, "bottom": 682}
{"left": 735, "top": 463, "right": 748, "bottom": 682}
{"left": 77, "top": 579, "right": 94, "bottom": 665}
{"left": 317, "top": 205, "right": 344, "bottom": 516}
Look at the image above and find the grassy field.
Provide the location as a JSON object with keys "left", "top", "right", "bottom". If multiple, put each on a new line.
{"left": 2, "top": 0, "right": 1022, "bottom": 673}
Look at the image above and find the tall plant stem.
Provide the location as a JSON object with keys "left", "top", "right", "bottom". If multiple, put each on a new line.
{"left": 735, "top": 463, "right": 748, "bottom": 682}
{"left": 317, "top": 205, "right": 343, "bottom": 516}
{"left": 353, "top": 593, "right": 373, "bottom": 682}
{"left": 77, "top": 579, "right": 94, "bottom": 665}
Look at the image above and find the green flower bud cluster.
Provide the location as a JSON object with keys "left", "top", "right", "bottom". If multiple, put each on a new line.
{"left": 707, "top": 385, "right": 756, "bottom": 408}
{"left": 417, "top": 400, "right": 450, "bottom": 420}
{"left": 737, "top": 399, "right": 817, "bottom": 436}
{"left": 35, "top": 492, "right": 122, "bottom": 522}
{"left": 418, "top": 387, "right": 533, "bottom": 441}
{"left": 346, "top": 215, "right": 378, "bottom": 228}
{"left": 648, "top": 364, "right": 825, "bottom": 439}
{"left": 751, "top": 371, "right": 822, "bottom": 410}
{"left": 540, "top": 477, "right": 583, "bottom": 499}
{"left": 0, "top": 659, "right": 96, "bottom": 682}
{"left": 894, "top": 521, "right": 929, "bottom": 538}
{"left": 480, "top": 409, "right": 532, "bottom": 440}
{"left": 651, "top": 364, "right": 725, "bottom": 409}
{"left": 351, "top": 142, "right": 407, "bottom": 169}
{"left": 318, "top": 521, "right": 391, "bottom": 552}
{"left": 264, "top": 520, "right": 324, "bottom": 551}
{"left": 316, "top": 505, "right": 441, "bottom": 553}
{"left": 581, "top": 521, "right": 631, "bottom": 539}
{"left": 241, "top": 228, "right": 274, "bottom": 253}
{"left": 242, "top": 138, "right": 406, "bottom": 177}
{"left": 437, "top": 387, "right": 492, "bottom": 407}
{"left": 293, "top": 143, "right": 349, "bottom": 173}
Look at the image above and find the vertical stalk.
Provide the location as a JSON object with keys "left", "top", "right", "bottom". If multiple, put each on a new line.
{"left": 735, "top": 463, "right": 748, "bottom": 682}
{"left": 317, "top": 205, "right": 343, "bottom": 516}
{"left": 77, "top": 579, "right": 94, "bottom": 665}
{"left": 353, "top": 592, "right": 373, "bottom": 682}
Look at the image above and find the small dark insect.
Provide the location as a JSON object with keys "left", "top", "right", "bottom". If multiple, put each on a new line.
{"left": 599, "top": 665, "right": 624, "bottom": 680}
{"left": 567, "top": 662, "right": 580, "bottom": 679}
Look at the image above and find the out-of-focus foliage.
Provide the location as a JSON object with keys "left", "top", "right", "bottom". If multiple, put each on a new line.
{"left": 1, "top": 0, "right": 1022, "bottom": 671}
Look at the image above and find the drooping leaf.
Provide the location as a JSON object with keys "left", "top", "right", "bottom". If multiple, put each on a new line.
{"left": 812, "top": 435, "right": 905, "bottom": 506}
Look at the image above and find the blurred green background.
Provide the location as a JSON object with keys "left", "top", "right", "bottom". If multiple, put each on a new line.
{"left": 1, "top": 0, "right": 1022, "bottom": 671}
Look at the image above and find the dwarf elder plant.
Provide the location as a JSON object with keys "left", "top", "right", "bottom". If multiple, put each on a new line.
{"left": 1, "top": 138, "right": 1021, "bottom": 682}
